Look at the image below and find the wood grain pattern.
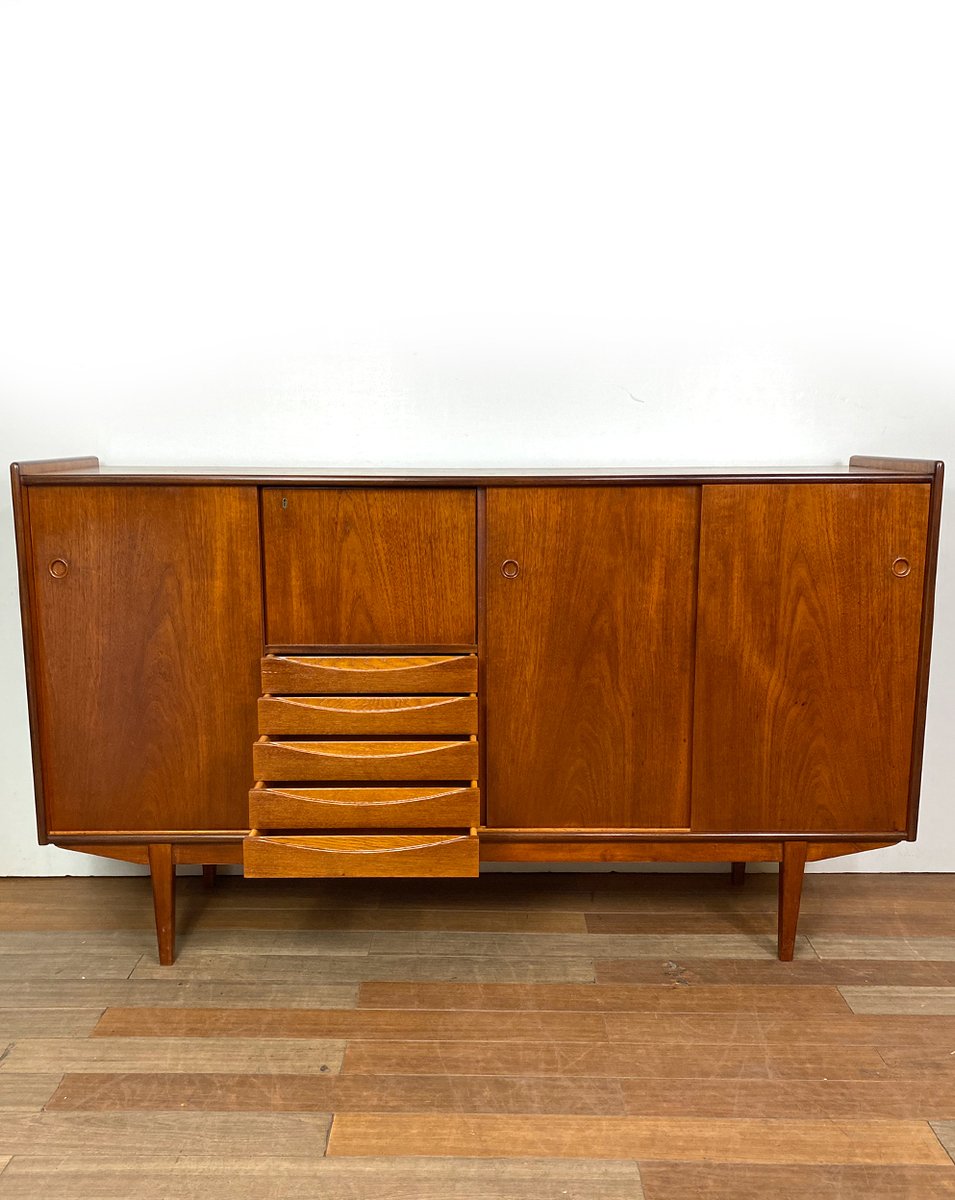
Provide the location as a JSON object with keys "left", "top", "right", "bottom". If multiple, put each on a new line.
{"left": 692, "top": 483, "right": 931, "bottom": 833}
{"left": 0, "top": 981, "right": 359, "bottom": 1009}
{"left": 10, "top": 459, "right": 99, "bottom": 844}
{"left": 253, "top": 738, "right": 479, "bottom": 783}
{"left": 262, "top": 487, "right": 476, "bottom": 645}
{"left": 596, "top": 958, "right": 955, "bottom": 987}
{"left": 842, "top": 988, "right": 955, "bottom": 1015}
{"left": 326, "top": 1113, "right": 951, "bottom": 1165}
{"left": 92, "top": 1005, "right": 610, "bottom": 1040}
{"left": 258, "top": 695, "right": 478, "bottom": 735}
{"left": 0, "top": 1076, "right": 61, "bottom": 1111}
{"left": 0, "top": 1155, "right": 646, "bottom": 1199}
{"left": 340, "top": 1038, "right": 889, "bottom": 1080}
{"left": 0, "top": 1111, "right": 333, "bottom": 1156}
{"left": 250, "top": 786, "right": 481, "bottom": 830}
{"left": 27, "top": 485, "right": 261, "bottom": 835}
{"left": 0, "top": 1009, "right": 102, "bottom": 1037}
{"left": 245, "top": 833, "right": 479, "bottom": 878}
{"left": 262, "top": 654, "right": 478, "bottom": 694}
{"left": 130, "top": 952, "right": 595, "bottom": 984}
{"left": 47, "top": 1071, "right": 630, "bottom": 1115}
{"left": 638, "top": 1162, "right": 955, "bottom": 1199}
{"left": 0, "top": 1037, "right": 345, "bottom": 1074}
{"left": 616, "top": 1077, "right": 955, "bottom": 1119}
{"left": 486, "top": 486, "right": 699, "bottom": 829}
{"left": 0, "top": 953, "right": 143, "bottom": 981}
{"left": 360, "top": 930, "right": 812, "bottom": 959}
{"left": 357, "top": 982, "right": 850, "bottom": 1013}
{"left": 4, "top": 875, "right": 955, "bottom": 1190}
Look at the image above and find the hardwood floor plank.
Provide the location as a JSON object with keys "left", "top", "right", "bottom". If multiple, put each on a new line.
{"left": 0, "top": 930, "right": 373, "bottom": 956}
{"left": 0, "top": 981, "right": 358, "bottom": 1009}
{"left": 341, "top": 1039, "right": 888, "bottom": 1079}
{"left": 0, "top": 1009, "right": 103, "bottom": 1037}
{"left": 0, "top": 1075, "right": 62, "bottom": 1111}
{"left": 0, "top": 1112, "right": 332, "bottom": 1156}
{"left": 588, "top": 911, "right": 955, "bottom": 937}
{"left": 357, "top": 982, "right": 850, "bottom": 1014}
{"left": 0, "top": 903, "right": 589, "bottom": 933}
{"left": 0, "top": 953, "right": 141, "bottom": 981}
{"left": 92, "top": 1006, "right": 610, "bottom": 1040}
{"left": 930, "top": 1122, "right": 955, "bottom": 1163}
{"left": 638, "top": 1161, "right": 955, "bottom": 1198}
{"left": 811, "top": 936, "right": 955, "bottom": 961}
{"left": 595, "top": 958, "right": 955, "bottom": 986}
{"left": 366, "top": 930, "right": 814, "bottom": 959}
{"left": 617, "top": 1077, "right": 955, "bottom": 1119}
{"left": 130, "top": 953, "right": 596, "bottom": 983}
{"left": 326, "top": 1113, "right": 951, "bottom": 1164}
{"left": 842, "top": 987, "right": 955, "bottom": 1015}
{"left": 0, "top": 1037, "right": 345, "bottom": 1074}
{"left": 47, "top": 1071, "right": 629, "bottom": 1115}
{"left": 0, "top": 1155, "right": 645, "bottom": 1199}
{"left": 603, "top": 1012, "right": 955, "bottom": 1047}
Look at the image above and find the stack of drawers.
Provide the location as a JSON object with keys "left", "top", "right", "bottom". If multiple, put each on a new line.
{"left": 244, "top": 654, "right": 480, "bottom": 877}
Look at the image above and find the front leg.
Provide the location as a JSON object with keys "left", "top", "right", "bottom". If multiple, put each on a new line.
{"left": 777, "top": 841, "right": 807, "bottom": 961}
{"left": 147, "top": 843, "right": 177, "bottom": 965}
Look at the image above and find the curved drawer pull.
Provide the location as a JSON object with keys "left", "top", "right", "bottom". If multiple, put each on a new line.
{"left": 290, "top": 743, "right": 457, "bottom": 760}
{"left": 282, "top": 697, "right": 460, "bottom": 714}
{"left": 266, "top": 787, "right": 463, "bottom": 806}
{"left": 279, "top": 836, "right": 467, "bottom": 855}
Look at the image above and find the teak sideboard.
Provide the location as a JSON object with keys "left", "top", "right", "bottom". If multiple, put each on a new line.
{"left": 10, "top": 456, "right": 944, "bottom": 964}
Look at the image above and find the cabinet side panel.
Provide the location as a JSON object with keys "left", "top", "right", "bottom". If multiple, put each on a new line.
{"left": 29, "top": 485, "right": 261, "bottom": 834}
{"left": 486, "top": 486, "right": 700, "bottom": 830}
{"left": 692, "top": 482, "right": 930, "bottom": 834}
{"left": 262, "top": 488, "right": 476, "bottom": 646}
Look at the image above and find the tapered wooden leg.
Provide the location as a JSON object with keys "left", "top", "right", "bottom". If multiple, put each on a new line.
{"left": 147, "top": 843, "right": 176, "bottom": 966}
{"left": 730, "top": 861, "right": 746, "bottom": 887}
{"left": 777, "top": 841, "right": 807, "bottom": 962}
{"left": 202, "top": 864, "right": 217, "bottom": 890}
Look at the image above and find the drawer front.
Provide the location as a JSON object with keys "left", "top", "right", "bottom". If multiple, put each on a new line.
{"left": 258, "top": 695, "right": 478, "bottom": 736}
{"left": 250, "top": 785, "right": 480, "bottom": 829}
{"left": 253, "top": 738, "right": 480, "bottom": 782}
{"left": 244, "top": 832, "right": 479, "bottom": 878}
{"left": 262, "top": 655, "right": 478, "bottom": 695}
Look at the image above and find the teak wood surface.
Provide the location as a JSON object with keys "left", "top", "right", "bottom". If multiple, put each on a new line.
{"left": 2, "top": 872, "right": 955, "bottom": 1198}
{"left": 485, "top": 485, "right": 700, "bottom": 829}
{"left": 249, "top": 786, "right": 481, "bottom": 830}
{"left": 9, "top": 456, "right": 945, "bottom": 968}
{"left": 261, "top": 487, "right": 477, "bottom": 645}
{"left": 26, "top": 485, "right": 261, "bottom": 836}
{"left": 692, "top": 483, "right": 930, "bottom": 833}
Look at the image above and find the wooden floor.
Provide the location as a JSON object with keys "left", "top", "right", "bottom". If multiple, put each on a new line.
{"left": 3, "top": 872, "right": 955, "bottom": 1197}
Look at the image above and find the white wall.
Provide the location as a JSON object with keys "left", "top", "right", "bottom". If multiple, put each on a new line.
{"left": 1, "top": 0, "right": 952, "bottom": 875}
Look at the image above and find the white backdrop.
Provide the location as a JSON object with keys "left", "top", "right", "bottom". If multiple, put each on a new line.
{"left": 1, "top": 1, "right": 952, "bottom": 874}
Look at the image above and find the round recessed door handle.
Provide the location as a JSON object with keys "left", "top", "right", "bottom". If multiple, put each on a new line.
{"left": 49, "top": 558, "right": 70, "bottom": 579}
{"left": 501, "top": 559, "right": 521, "bottom": 579}
{"left": 891, "top": 557, "right": 912, "bottom": 578}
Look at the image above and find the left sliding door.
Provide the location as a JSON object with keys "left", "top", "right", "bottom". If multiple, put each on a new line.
{"left": 28, "top": 486, "right": 262, "bottom": 836}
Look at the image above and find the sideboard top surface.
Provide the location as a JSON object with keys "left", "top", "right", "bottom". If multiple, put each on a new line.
{"left": 14, "top": 459, "right": 941, "bottom": 486}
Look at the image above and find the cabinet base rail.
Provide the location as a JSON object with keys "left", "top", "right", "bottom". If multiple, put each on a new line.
{"left": 47, "top": 836, "right": 902, "bottom": 966}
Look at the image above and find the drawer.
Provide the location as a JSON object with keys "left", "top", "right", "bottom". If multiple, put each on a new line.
{"left": 258, "top": 694, "right": 478, "bottom": 736}
{"left": 262, "top": 655, "right": 478, "bottom": 695}
{"left": 253, "top": 738, "right": 480, "bottom": 782}
{"left": 244, "top": 832, "right": 479, "bottom": 878}
{"left": 250, "top": 784, "right": 480, "bottom": 829}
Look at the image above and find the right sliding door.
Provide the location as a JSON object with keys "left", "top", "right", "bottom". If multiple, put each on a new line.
{"left": 692, "top": 483, "right": 930, "bottom": 834}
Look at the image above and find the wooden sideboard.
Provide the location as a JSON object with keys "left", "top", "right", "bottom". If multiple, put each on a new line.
{"left": 10, "top": 456, "right": 944, "bottom": 964}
